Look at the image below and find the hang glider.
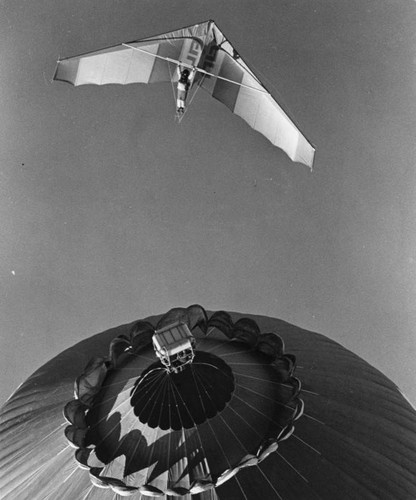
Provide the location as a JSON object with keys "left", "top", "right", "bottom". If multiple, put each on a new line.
{"left": 54, "top": 20, "right": 315, "bottom": 168}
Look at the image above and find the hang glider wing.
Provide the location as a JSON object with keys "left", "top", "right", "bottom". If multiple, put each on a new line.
{"left": 54, "top": 20, "right": 315, "bottom": 168}
{"left": 196, "top": 23, "right": 315, "bottom": 168}
{"left": 53, "top": 25, "right": 206, "bottom": 86}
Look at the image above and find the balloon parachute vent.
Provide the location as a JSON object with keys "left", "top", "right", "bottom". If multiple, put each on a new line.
{"left": 56, "top": 306, "right": 308, "bottom": 497}
{"left": 130, "top": 350, "right": 235, "bottom": 430}
{"left": 55, "top": 306, "right": 309, "bottom": 497}
{"left": 152, "top": 321, "right": 195, "bottom": 373}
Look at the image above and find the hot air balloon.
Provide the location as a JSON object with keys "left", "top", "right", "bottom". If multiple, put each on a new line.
{"left": 1, "top": 306, "right": 415, "bottom": 499}
{"left": 53, "top": 20, "right": 315, "bottom": 169}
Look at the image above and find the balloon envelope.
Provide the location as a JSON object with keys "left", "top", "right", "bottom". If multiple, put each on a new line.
{"left": 1, "top": 308, "right": 415, "bottom": 499}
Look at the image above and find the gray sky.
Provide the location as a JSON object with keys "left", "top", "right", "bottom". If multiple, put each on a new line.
{"left": 1, "top": 0, "right": 415, "bottom": 407}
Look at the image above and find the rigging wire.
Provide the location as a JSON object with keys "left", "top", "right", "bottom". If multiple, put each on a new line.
{"left": 222, "top": 17, "right": 301, "bottom": 125}
{"left": 167, "top": 61, "right": 178, "bottom": 114}
{"left": 122, "top": 43, "right": 268, "bottom": 94}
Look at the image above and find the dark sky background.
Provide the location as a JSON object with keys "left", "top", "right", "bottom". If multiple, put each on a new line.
{"left": 1, "top": 0, "right": 415, "bottom": 407}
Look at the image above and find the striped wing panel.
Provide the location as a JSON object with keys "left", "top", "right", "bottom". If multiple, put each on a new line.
{"left": 201, "top": 48, "right": 315, "bottom": 168}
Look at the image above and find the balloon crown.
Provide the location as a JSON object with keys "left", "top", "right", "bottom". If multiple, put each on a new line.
{"left": 63, "top": 305, "right": 303, "bottom": 497}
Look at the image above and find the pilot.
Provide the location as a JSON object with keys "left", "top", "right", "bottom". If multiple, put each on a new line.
{"left": 176, "top": 65, "right": 197, "bottom": 113}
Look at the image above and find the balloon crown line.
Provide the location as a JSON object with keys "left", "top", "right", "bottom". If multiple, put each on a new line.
{"left": 63, "top": 305, "right": 304, "bottom": 497}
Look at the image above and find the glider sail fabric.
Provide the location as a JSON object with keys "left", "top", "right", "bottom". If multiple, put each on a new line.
{"left": 53, "top": 30, "right": 203, "bottom": 86}
{"left": 54, "top": 20, "right": 315, "bottom": 168}
{"left": 196, "top": 23, "right": 315, "bottom": 168}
